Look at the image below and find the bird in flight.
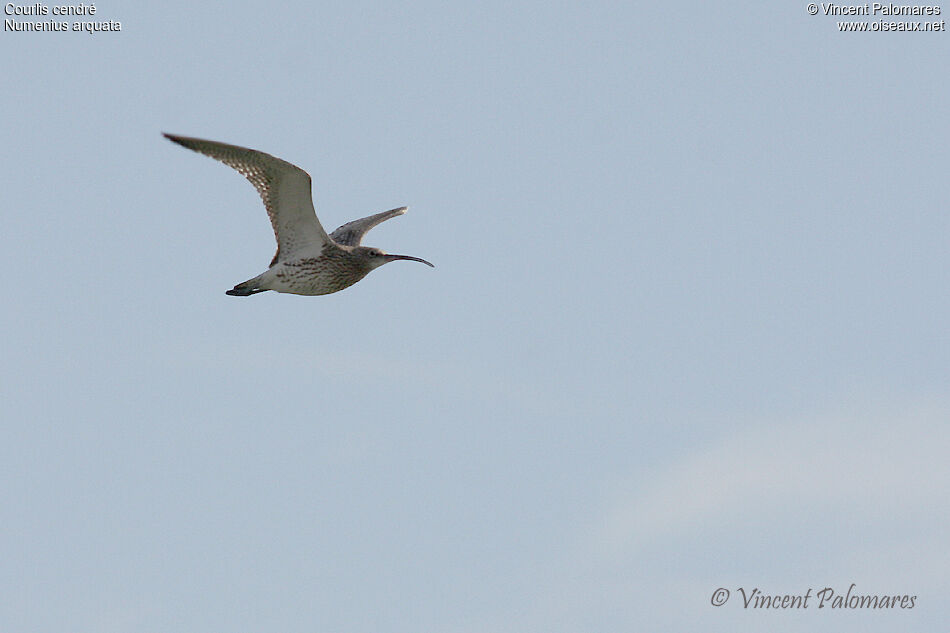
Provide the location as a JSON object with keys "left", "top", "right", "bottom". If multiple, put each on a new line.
{"left": 164, "top": 133, "right": 433, "bottom": 296}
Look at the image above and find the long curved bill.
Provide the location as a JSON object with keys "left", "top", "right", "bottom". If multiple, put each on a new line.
{"left": 385, "top": 254, "right": 435, "bottom": 267}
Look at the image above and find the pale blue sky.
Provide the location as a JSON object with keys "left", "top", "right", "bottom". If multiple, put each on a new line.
{"left": 1, "top": 2, "right": 948, "bottom": 632}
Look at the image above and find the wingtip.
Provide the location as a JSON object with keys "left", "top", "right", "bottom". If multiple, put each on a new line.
{"left": 163, "top": 132, "right": 186, "bottom": 146}
{"left": 163, "top": 134, "right": 207, "bottom": 154}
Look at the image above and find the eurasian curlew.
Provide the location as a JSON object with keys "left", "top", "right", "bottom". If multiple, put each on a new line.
{"left": 164, "top": 133, "right": 433, "bottom": 296}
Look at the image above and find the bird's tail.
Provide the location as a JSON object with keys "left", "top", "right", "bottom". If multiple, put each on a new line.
{"left": 226, "top": 275, "right": 268, "bottom": 296}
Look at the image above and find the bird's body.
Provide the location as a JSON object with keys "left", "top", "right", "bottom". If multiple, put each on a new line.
{"left": 163, "top": 133, "right": 433, "bottom": 296}
{"left": 235, "top": 243, "right": 389, "bottom": 296}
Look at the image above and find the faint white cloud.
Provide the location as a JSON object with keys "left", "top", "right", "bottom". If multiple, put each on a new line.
{"left": 595, "top": 398, "right": 950, "bottom": 557}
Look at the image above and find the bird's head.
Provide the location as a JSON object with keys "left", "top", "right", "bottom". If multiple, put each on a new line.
{"left": 354, "top": 246, "right": 434, "bottom": 270}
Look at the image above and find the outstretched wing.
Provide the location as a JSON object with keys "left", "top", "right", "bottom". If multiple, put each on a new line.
{"left": 164, "top": 133, "right": 331, "bottom": 265}
{"left": 329, "top": 207, "right": 408, "bottom": 246}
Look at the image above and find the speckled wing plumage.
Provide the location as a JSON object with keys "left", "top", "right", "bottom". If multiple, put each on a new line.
{"left": 163, "top": 133, "right": 331, "bottom": 265}
{"left": 329, "top": 207, "right": 408, "bottom": 246}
